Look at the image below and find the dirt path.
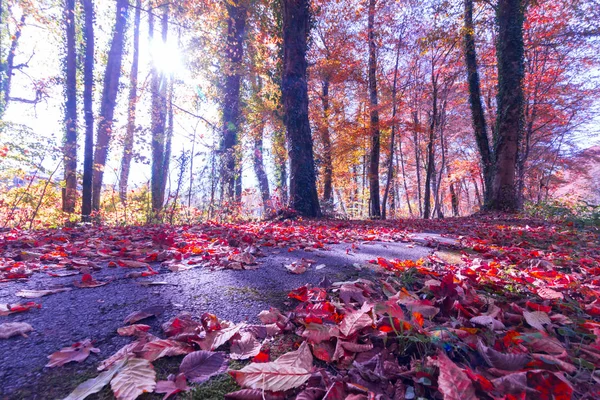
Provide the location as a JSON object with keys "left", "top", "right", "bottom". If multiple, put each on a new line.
{"left": 0, "top": 235, "right": 451, "bottom": 399}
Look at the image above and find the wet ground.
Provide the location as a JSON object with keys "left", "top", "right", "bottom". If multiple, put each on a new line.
{"left": 0, "top": 234, "right": 453, "bottom": 399}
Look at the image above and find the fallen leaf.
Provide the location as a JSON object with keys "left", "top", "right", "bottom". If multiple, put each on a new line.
{"left": 15, "top": 288, "right": 71, "bottom": 298}
{"left": 431, "top": 352, "right": 477, "bottom": 400}
{"left": 231, "top": 332, "right": 261, "bottom": 360}
{"left": 179, "top": 350, "right": 228, "bottom": 384}
{"left": 110, "top": 357, "right": 156, "bottom": 400}
{"left": 523, "top": 311, "right": 551, "bottom": 331}
{"left": 124, "top": 306, "right": 165, "bottom": 324}
{"left": 46, "top": 339, "right": 100, "bottom": 367}
{"left": 0, "top": 322, "right": 33, "bottom": 339}
{"left": 63, "top": 358, "right": 128, "bottom": 400}
{"left": 229, "top": 362, "right": 311, "bottom": 392}
{"left": 155, "top": 373, "right": 190, "bottom": 400}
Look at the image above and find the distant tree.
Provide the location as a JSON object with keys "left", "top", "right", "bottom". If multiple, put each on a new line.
{"left": 92, "top": 0, "right": 128, "bottom": 212}
{"left": 367, "top": 0, "right": 381, "bottom": 218}
{"left": 463, "top": 0, "right": 493, "bottom": 208}
{"left": 221, "top": 0, "right": 247, "bottom": 204}
{"left": 281, "top": 0, "right": 321, "bottom": 217}
{"left": 119, "top": 0, "right": 141, "bottom": 203}
{"left": 81, "top": 0, "right": 95, "bottom": 220}
{"left": 62, "top": 0, "right": 77, "bottom": 214}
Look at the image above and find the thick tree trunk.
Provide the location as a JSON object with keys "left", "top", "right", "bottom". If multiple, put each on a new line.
{"left": 62, "top": 0, "right": 77, "bottom": 214}
{"left": 320, "top": 78, "right": 333, "bottom": 204}
{"left": 252, "top": 122, "right": 271, "bottom": 215}
{"left": 221, "top": 1, "right": 247, "bottom": 203}
{"left": 382, "top": 37, "right": 401, "bottom": 220}
{"left": 367, "top": 0, "right": 381, "bottom": 218}
{"left": 119, "top": 0, "right": 141, "bottom": 203}
{"left": 81, "top": 0, "right": 95, "bottom": 220}
{"left": 423, "top": 75, "right": 437, "bottom": 219}
{"left": 464, "top": 0, "right": 493, "bottom": 208}
{"left": 490, "top": 0, "right": 526, "bottom": 211}
{"left": 150, "top": 3, "right": 168, "bottom": 213}
{"left": 281, "top": 0, "right": 321, "bottom": 217}
{"left": 91, "top": 0, "right": 128, "bottom": 211}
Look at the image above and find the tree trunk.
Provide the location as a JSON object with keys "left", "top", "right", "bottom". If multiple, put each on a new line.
{"left": 252, "top": 122, "right": 271, "bottom": 215}
{"left": 281, "top": 0, "right": 321, "bottom": 217}
{"left": 367, "top": 0, "right": 381, "bottom": 218}
{"left": 81, "top": 0, "right": 95, "bottom": 220}
{"left": 320, "top": 78, "right": 333, "bottom": 204}
{"left": 382, "top": 36, "right": 401, "bottom": 220}
{"left": 464, "top": 0, "right": 493, "bottom": 208}
{"left": 62, "top": 0, "right": 77, "bottom": 214}
{"left": 119, "top": 0, "right": 141, "bottom": 203}
{"left": 490, "top": 0, "right": 526, "bottom": 212}
{"left": 273, "top": 128, "right": 288, "bottom": 205}
{"left": 161, "top": 72, "right": 174, "bottom": 200}
{"left": 150, "top": 3, "right": 168, "bottom": 213}
{"left": 1, "top": 12, "right": 26, "bottom": 114}
{"left": 221, "top": 1, "right": 247, "bottom": 203}
{"left": 91, "top": 0, "right": 128, "bottom": 211}
{"left": 423, "top": 74, "right": 437, "bottom": 219}
{"left": 398, "top": 135, "right": 413, "bottom": 217}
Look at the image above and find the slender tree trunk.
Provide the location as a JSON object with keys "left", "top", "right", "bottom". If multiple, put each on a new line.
{"left": 450, "top": 179, "right": 459, "bottom": 216}
{"left": 320, "top": 78, "right": 333, "bottom": 204}
{"left": 81, "top": 0, "right": 95, "bottom": 220}
{"left": 398, "top": 135, "right": 413, "bottom": 217}
{"left": 150, "top": 3, "right": 168, "bottom": 213}
{"left": 382, "top": 36, "right": 401, "bottom": 220}
{"left": 252, "top": 121, "right": 271, "bottom": 215}
{"left": 464, "top": 0, "right": 493, "bottom": 207}
{"left": 273, "top": 128, "right": 288, "bottom": 205}
{"left": 367, "top": 0, "right": 381, "bottom": 218}
{"left": 281, "top": 0, "right": 321, "bottom": 217}
{"left": 119, "top": 0, "right": 141, "bottom": 203}
{"left": 490, "top": 0, "right": 526, "bottom": 211}
{"left": 62, "top": 0, "right": 77, "bottom": 213}
{"left": 161, "top": 72, "right": 174, "bottom": 201}
{"left": 1, "top": 12, "right": 26, "bottom": 114}
{"left": 221, "top": 1, "right": 247, "bottom": 203}
{"left": 91, "top": 0, "right": 128, "bottom": 211}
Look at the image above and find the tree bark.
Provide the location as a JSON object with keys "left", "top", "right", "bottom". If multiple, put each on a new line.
{"left": 150, "top": 3, "right": 168, "bottom": 213}
{"left": 464, "top": 0, "right": 493, "bottom": 208}
{"left": 320, "top": 78, "right": 333, "bottom": 204}
{"left": 62, "top": 0, "right": 77, "bottom": 214}
{"left": 382, "top": 36, "right": 401, "bottom": 220}
{"left": 91, "top": 0, "right": 128, "bottom": 211}
{"left": 119, "top": 0, "right": 141, "bottom": 203}
{"left": 221, "top": 1, "right": 247, "bottom": 203}
{"left": 161, "top": 72, "right": 174, "bottom": 199}
{"left": 81, "top": 0, "right": 95, "bottom": 220}
{"left": 423, "top": 73, "right": 437, "bottom": 220}
{"left": 281, "top": 0, "right": 321, "bottom": 217}
{"left": 490, "top": 0, "right": 526, "bottom": 211}
{"left": 252, "top": 122, "right": 271, "bottom": 215}
{"left": 367, "top": 0, "right": 381, "bottom": 218}
{"left": 1, "top": 12, "right": 26, "bottom": 114}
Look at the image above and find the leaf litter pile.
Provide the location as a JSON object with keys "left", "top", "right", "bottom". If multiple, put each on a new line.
{"left": 1, "top": 216, "right": 600, "bottom": 399}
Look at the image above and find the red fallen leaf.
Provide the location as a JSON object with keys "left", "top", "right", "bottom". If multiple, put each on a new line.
{"left": 46, "top": 339, "right": 100, "bottom": 367}
{"left": 74, "top": 274, "right": 109, "bottom": 288}
{"left": 413, "top": 312, "right": 424, "bottom": 328}
{"left": 155, "top": 373, "right": 190, "bottom": 400}
{"left": 288, "top": 286, "right": 309, "bottom": 302}
{"left": 124, "top": 305, "right": 165, "bottom": 324}
{"left": 107, "top": 261, "right": 117, "bottom": 267}
{"left": 117, "top": 259, "right": 150, "bottom": 268}
{"left": 311, "top": 341, "right": 335, "bottom": 362}
{"left": 464, "top": 368, "right": 494, "bottom": 391}
{"left": 0, "top": 301, "right": 41, "bottom": 316}
{"left": 224, "top": 389, "right": 285, "bottom": 400}
{"left": 252, "top": 350, "right": 270, "bottom": 363}
{"left": 527, "top": 370, "right": 573, "bottom": 400}
{"left": 525, "top": 301, "right": 552, "bottom": 313}
{"left": 431, "top": 352, "right": 477, "bottom": 400}
{"left": 201, "top": 312, "right": 222, "bottom": 332}
{"left": 117, "top": 324, "right": 151, "bottom": 336}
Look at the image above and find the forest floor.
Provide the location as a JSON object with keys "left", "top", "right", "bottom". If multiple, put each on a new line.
{"left": 0, "top": 216, "right": 599, "bottom": 400}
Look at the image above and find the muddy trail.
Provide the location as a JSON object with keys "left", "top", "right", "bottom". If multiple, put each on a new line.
{"left": 0, "top": 223, "right": 453, "bottom": 399}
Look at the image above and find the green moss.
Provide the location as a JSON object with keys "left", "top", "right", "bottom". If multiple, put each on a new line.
{"left": 183, "top": 374, "right": 240, "bottom": 400}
